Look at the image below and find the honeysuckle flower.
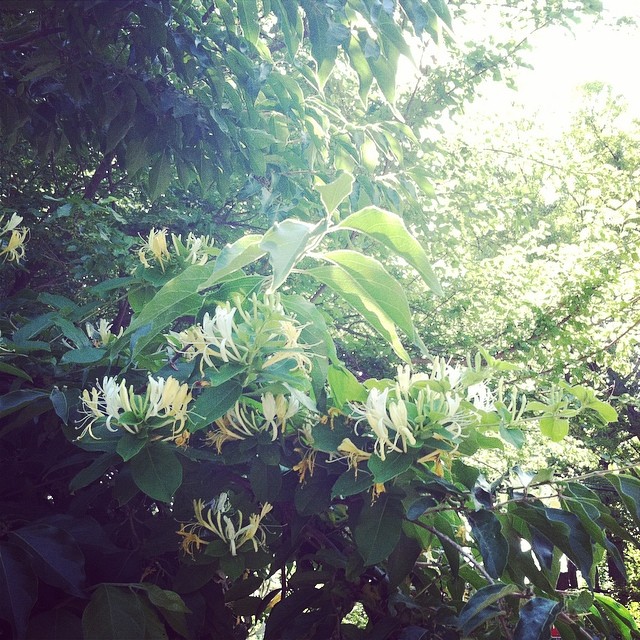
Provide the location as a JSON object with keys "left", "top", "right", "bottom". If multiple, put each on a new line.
{"left": 180, "top": 498, "right": 272, "bottom": 557}
{"left": 0, "top": 226, "right": 29, "bottom": 264}
{"left": 2, "top": 212, "right": 23, "bottom": 233}
{"left": 78, "top": 375, "right": 192, "bottom": 441}
{"left": 263, "top": 320, "right": 313, "bottom": 372}
{"left": 138, "top": 228, "right": 171, "bottom": 270}
{"left": 388, "top": 399, "right": 416, "bottom": 451}
{"left": 350, "top": 387, "right": 398, "bottom": 460}
{"left": 171, "top": 232, "right": 215, "bottom": 265}
{"left": 335, "top": 437, "right": 371, "bottom": 472}
{"left": 85, "top": 318, "right": 123, "bottom": 347}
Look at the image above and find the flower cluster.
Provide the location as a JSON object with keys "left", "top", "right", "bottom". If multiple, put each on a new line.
{"left": 138, "top": 228, "right": 215, "bottom": 270}
{"left": 347, "top": 359, "right": 517, "bottom": 462}
{"left": 168, "top": 294, "right": 314, "bottom": 375}
{"left": 177, "top": 495, "right": 272, "bottom": 557}
{"left": 206, "top": 392, "right": 304, "bottom": 451}
{"left": 85, "top": 318, "right": 123, "bottom": 347}
{"left": 0, "top": 213, "right": 29, "bottom": 264}
{"left": 78, "top": 375, "right": 192, "bottom": 441}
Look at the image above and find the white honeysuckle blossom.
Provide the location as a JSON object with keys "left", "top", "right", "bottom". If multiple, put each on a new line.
{"left": 85, "top": 318, "right": 123, "bottom": 346}
{"left": 170, "top": 304, "right": 247, "bottom": 373}
{"left": 171, "top": 232, "right": 215, "bottom": 265}
{"left": 181, "top": 498, "right": 273, "bottom": 557}
{"left": 351, "top": 387, "right": 402, "bottom": 461}
{"left": 78, "top": 375, "right": 192, "bottom": 440}
{"left": 388, "top": 399, "right": 416, "bottom": 451}
{"left": 395, "top": 364, "right": 429, "bottom": 399}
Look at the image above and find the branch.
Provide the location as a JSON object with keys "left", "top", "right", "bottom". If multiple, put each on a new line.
{"left": 410, "top": 519, "right": 496, "bottom": 584}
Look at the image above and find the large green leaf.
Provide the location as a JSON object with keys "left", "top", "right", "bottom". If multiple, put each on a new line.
{"left": 82, "top": 585, "right": 168, "bottom": 640}
{"left": 0, "top": 543, "right": 37, "bottom": 639}
{"left": 189, "top": 380, "right": 243, "bottom": 432}
{"left": 125, "top": 264, "right": 209, "bottom": 357}
{"left": 0, "top": 389, "right": 49, "bottom": 420}
{"left": 606, "top": 474, "right": 640, "bottom": 530}
{"left": 593, "top": 594, "right": 638, "bottom": 640}
{"left": 335, "top": 206, "right": 442, "bottom": 295}
{"left": 9, "top": 524, "right": 85, "bottom": 597}
{"left": 130, "top": 443, "right": 182, "bottom": 502}
{"left": 327, "top": 364, "right": 367, "bottom": 407}
{"left": 237, "top": 0, "right": 259, "bottom": 43}
{"left": 354, "top": 494, "right": 403, "bottom": 566}
{"left": 69, "top": 452, "right": 118, "bottom": 492}
{"left": 321, "top": 249, "right": 415, "bottom": 338}
{"left": 315, "top": 173, "right": 354, "bottom": 216}
{"left": 467, "top": 510, "right": 508, "bottom": 579}
{"left": 260, "top": 218, "right": 327, "bottom": 292}
{"left": 457, "top": 583, "right": 519, "bottom": 636}
{"left": 513, "top": 598, "right": 562, "bottom": 640}
{"left": 148, "top": 151, "right": 173, "bottom": 202}
{"left": 367, "top": 449, "right": 415, "bottom": 483}
{"left": 304, "top": 264, "right": 410, "bottom": 361}
{"left": 199, "top": 235, "right": 265, "bottom": 290}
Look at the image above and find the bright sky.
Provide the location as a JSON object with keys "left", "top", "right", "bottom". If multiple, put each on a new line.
{"left": 464, "top": 0, "right": 640, "bottom": 133}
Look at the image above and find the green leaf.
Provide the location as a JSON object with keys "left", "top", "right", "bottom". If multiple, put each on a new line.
{"left": 124, "top": 265, "right": 207, "bottom": 357}
{"left": 0, "top": 361, "right": 32, "bottom": 382}
{"left": 328, "top": 364, "right": 367, "bottom": 406}
{"left": 60, "top": 347, "right": 106, "bottom": 364}
{"left": 322, "top": 249, "right": 415, "bottom": 338}
{"left": 189, "top": 380, "right": 243, "bottom": 432}
{"left": 69, "top": 453, "right": 118, "bottom": 492}
{"left": 130, "top": 443, "right": 182, "bottom": 502}
{"left": 116, "top": 432, "right": 148, "bottom": 462}
{"left": 82, "top": 585, "right": 168, "bottom": 640}
{"left": 237, "top": 0, "right": 259, "bottom": 43}
{"left": 367, "top": 450, "right": 415, "bottom": 483}
{"left": 260, "top": 218, "right": 327, "bottom": 292}
{"left": 9, "top": 524, "right": 85, "bottom": 597}
{"left": 593, "top": 594, "right": 638, "bottom": 640}
{"left": 0, "top": 390, "right": 49, "bottom": 420}
{"left": 467, "top": 510, "right": 508, "bottom": 579}
{"left": 316, "top": 173, "right": 354, "bottom": 216}
{"left": 305, "top": 264, "right": 410, "bottom": 362}
{"left": 589, "top": 399, "right": 617, "bottom": 422}
{"left": 336, "top": 206, "right": 442, "bottom": 295}
{"left": 354, "top": 494, "right": 403, "bottom": 566}
{"left": 199, "top": 235, "right": 266, "bottom": 289}
{"left": 249, "top": 460, "right": 283, "bottom": 503}
{"left": 0, "top": 543, "right": 37, "bottom": 640}
{"left": 387, "top": 533, "right": 422, "bottom": 590}
{"left": 606, "top": 474, "right": 640, "bottom": 531}
{"left": 148, "top": 151, "right": 173, "bottom": 202}
{"left": 331, "top": 469, "right": 374, "bottom": 498}
{"left": 514, "top": 598, "right": 563, "bottom": 640}
{"left": 457, "top": 583, "right": 519, "bottom": 636}
{"left": 136, "top": 584, "right": 190, "bottom": 613}
{"left": 539, "top": 416, "right": 569, "bottom": 442}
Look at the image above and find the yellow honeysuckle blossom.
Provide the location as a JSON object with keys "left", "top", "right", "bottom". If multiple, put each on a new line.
{"left": 335, "top": 437, "right": 371, "bottom": 473}
{"left": 0, "top": 213, "right": 29, "bottom": 264}
{"left": 262, "top": 320, "right": 313, "bottom": 372}
{"left": 138, "top": 228, "right": 171, "bottom": 270}
{"left": 179, "top": 497, "right": 273, "bottom": 557}
{"left": 292, "top": 446, "right": 316, "bottom": 483}
{"left": 78, "top": 375, "right": 192, "bottom": 441}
